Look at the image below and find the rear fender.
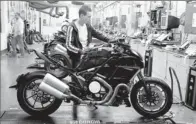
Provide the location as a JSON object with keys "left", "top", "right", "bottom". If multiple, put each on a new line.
{"left": 49, "top": 40, "right": 64, "bottom": 47}
{"left": 9, "top": 71, "right": 47, "bottom": 90}
{"left": 50, "top": 52, "right": 72, "bottom": 68}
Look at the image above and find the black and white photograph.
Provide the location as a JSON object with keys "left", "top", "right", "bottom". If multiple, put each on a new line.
{"left": 0, "top": 1, "right": 196, "bottom": 124}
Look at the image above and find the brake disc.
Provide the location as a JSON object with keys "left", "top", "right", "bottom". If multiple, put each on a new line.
{"left": 138, "top": 85, "right": 166, "bottom": 111}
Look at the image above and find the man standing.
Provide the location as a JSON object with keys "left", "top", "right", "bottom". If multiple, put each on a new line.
{"left": 66, "top": 5, "right": 111, "bottom": 68}
{"left": 10, "top": 12, "right": 25, "bottom": 57}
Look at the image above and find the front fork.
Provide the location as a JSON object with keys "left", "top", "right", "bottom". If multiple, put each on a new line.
{"left": 137, "top": 71, "right": 151, "bottom": 96}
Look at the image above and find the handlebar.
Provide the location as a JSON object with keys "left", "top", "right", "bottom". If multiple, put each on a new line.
{"left": 82, "top": 38, "right": 130, "bottom": 55}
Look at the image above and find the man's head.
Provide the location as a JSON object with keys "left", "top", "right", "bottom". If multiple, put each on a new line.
{"left": 20, "top": 10, "right": 26, "bottom": 20}
{"left": 78, "top": 5, "right": 92, "bottom": 24}
{"left": 15, "top": 13, "right": 20, "bottom": 20}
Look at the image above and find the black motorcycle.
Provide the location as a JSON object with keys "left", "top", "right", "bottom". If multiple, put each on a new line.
{"left": 27, "top": 30, "right": 69, "bottom": 78}
{"left": 10, "top": 38, "right": 173, "bottom": 118}
{"left": 43, "top": 31, "right": 67, "bottom": 55}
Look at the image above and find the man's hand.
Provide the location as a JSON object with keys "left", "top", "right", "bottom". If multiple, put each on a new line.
{"left": 108, "top": 39, "right": 118, "bottom": 43}
{"left": 79, "top": 48, "right": 91, "bottom": 55}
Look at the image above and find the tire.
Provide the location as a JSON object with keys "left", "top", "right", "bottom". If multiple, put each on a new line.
{"left": 45, "top": 52, "right": 72, "bottom": 79}
{"left": 131, "top": 77, "right": 173, "bottom": 118}
{"left": 17, "top": 73, "right": 62, "bottom": 116}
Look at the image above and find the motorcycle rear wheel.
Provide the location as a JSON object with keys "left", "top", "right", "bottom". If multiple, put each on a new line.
{"left": 17, "top": 74, "right": 62, "bottom": 116}
{"left": 131, "top": 77, "right": 173, "bottom": 118}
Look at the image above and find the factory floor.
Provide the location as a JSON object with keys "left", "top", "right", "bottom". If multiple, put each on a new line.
{"left": 1, "top": 43, "right": 196, "bottom": 124}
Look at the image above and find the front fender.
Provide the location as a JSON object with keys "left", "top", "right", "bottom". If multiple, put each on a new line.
{"left": 9, "top": 71, "right": 48, "bottom": 90}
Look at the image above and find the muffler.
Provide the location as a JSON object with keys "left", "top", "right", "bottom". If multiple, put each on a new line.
{"left": 54, "top": 44, "right": 67, "bottom": 54}
{"left": 39, "top": 73, "right": 85, "bottom": 104}
{"left": 42, "top": 73, "right": 70, "bottom": 94}
{"left": 39, "top": 82, "right": 69, "bottom": 99}
{"left": 39, "top": 73, "right": 71, "bottom": 99}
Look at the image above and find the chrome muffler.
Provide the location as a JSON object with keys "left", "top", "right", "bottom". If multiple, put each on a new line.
{"left": 39, "top": 73, "right": 75, "bottom": 99}
{"left": 39, "top": 81, "right": 69, "bottom": 99}
{"left": 54, "top": 44, "right": 67, "bottom": 54}
{"left": 38, "top": 73, "right": 85, "bottom": 103}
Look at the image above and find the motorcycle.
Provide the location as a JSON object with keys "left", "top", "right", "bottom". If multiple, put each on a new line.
{"left": 10, "top": 38, "right": 173, "bottom": 118}
{"left": 43, "top": 30, "right": 71, "bottom": 78}
{"left": 27, "top": 29, "right": 70, "bottom": 78}
{"left": 43, "top": 20, "right": 69, "bottom": 56}
{"left": 43, "top": 30, "right": 67, "bottom": 55}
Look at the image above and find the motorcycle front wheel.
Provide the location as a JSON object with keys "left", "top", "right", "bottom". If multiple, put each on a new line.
{"left": 17, "top": 74, "right": 62, "bottom": 116}
{"left": 131, "top": 77, "right": 173, "bottom": 118}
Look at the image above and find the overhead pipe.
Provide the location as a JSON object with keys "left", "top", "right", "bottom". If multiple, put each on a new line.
{"left": 49, "top": 7, "right": 61, "bottom": 17}
{"left": 55, "top": 7, "right": 64, "bottom": 16}
{"left": 30, "top": 1, "right": 69, "bottom": 19}
{"left": 29, "top": 1, "right": 69, "bottom": 18}
{"left": 30, "top": 2, "right": 59, "bottom": 17}
{"left": 96, "top": 1, "right": 120, "bottom": 12}
{"left": 28, "top": 1, "right": 70, "bottom": 7}
{"left": 46, "top": 0, "right": 59, "bottom": 4}
{"left": 29, "top": 2, "right": 51, "bottom": 10}
{"left": 36, "top": 8, "right": 60, "bottom": 18}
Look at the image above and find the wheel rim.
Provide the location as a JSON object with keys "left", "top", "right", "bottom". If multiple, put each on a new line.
{"left": 136, "top": 83, "right": 168, "bottom": 114}
{"left": 23, "top": 78, "right": 56, "bottom": 111}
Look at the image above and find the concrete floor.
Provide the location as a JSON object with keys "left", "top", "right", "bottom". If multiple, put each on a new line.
{"left": 1, "top": 43, "right": 196, "bottom": 124}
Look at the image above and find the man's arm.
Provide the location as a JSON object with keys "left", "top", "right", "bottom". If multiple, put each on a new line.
{"left": 90, "top": 25, "right": 110, "bottom": 42}
{"left": 65, "top": 26, "right": 82, "bottom": 54}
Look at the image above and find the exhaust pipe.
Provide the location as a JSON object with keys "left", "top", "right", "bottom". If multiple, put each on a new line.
{"left": 39, "top": 74, "right": 128, "bottom": 106}
{"left": 39, "top": 73, "right": 71, "bottom": 99}
{"left": 92, "top": 77, "right": 113, "bottom": 105}
{"left": 42, "top": 73, "right": 70, "bottom": 94}
{"left": 39, "top": 73, "right": 86, "bottom": 103}
{"left": 38, "top": 73, "right": 87, "bottom": 104}
{"left": 105, "top": 84, "right": 129, "bottom": 106}
{"left": 54, "top": 44, "right": 67, "bottom": 54}
{"left": 39, "top": 82, "right": 69, "bottom": 99}
{"left": 38, "top": 74, "right": 114, "bottom": 104}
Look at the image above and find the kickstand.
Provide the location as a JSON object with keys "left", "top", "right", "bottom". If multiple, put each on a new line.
{"left": 87, "top": 102, "right": 98, "bottom": 111}
{"left": 164, "top": 118, "right": 176, "bottom": 124}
